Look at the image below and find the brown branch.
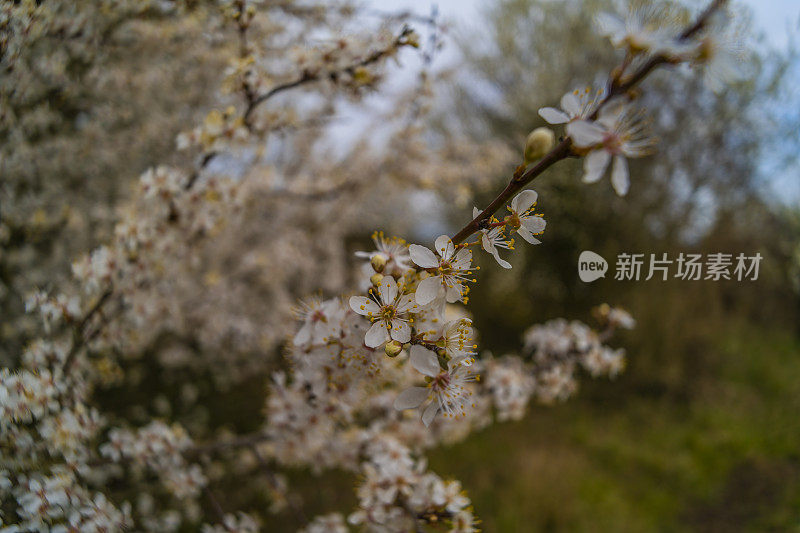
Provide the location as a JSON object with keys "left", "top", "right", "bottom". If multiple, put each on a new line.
{"left": 450, "top": 0, "right": 728, "bottom": 245}
{"left": 204, "top": 485, "right": 228, "bottom": 524}
{"left": 61, "top": 288, "right": 113, "bottom": 371}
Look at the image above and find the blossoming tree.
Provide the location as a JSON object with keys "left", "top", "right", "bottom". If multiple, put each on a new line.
{"left": 1, "top": 0, "right": 745, "bottom": 531}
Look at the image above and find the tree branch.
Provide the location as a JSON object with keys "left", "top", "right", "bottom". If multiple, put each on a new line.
{"left": 450, "top": 0, "right": 728, "bottom": 245}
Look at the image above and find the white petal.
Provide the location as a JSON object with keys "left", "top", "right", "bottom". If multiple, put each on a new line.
{"left": 560, "top": 91, "right": 582, "bottom": 116}
{"left": 472, "top": 207, "right": 481, "bottom": 218}
{"left": 410, "top": 345, "right": 441, "bottom": 377}
{"left": 538, "top": 107, "right": 570, "bottom": 124}
{"left": 422, "top": 402, "right": 439, "bottom": 427}
{"left": 364, "top": 321, "right": 389, "bottom": 348}
{"left": 378, "top": 275, "right": 397, "bottom": 304}
{"left": 521, "top": 215, "right": 546, "bottom": 234}
{"left": 391, "top": 319, "right": 411, "bottom": 343}
{"left": 516, "top": 226, "right": 541, "bottom": 245}
{"left": 409, "top": 244, "right": 439, "bottom": 269}
{"left": 511, "top": 190, "right": 538, "bottom": 214}
{"left": 598, "top": 97, "right": 626, "bottom": 128}
{"left": 491, "top": 247, "right": 512, "bottom": 269}
{"left": 567, "top": 120, "right": 605, "bottom": 147}
{"left": 583, "top": 150, "right": 611, "bottom": 183}
{"left": 451, "top": 248, "right": 472, "bottom": 270}
{"left": 293, "top": 322, "right": 312, "bottom": 346}
{"left": 349, "top": 296, "right": 379, "bottom": 316}
{"left": 434, "top": 235, "right": 455, "bottom": 261}
{"left": 395, "top": 293, "right": 417, "bottom": 313}
{"left": 445, "top": 283, "right": 463, "bottom": 303}
{"left": 611, "top": 155, "right": 630, "bottom": 196}
{"left": 415, "top": 275, "right": 442, "bottom": 306}
{"left": 394, "top": 387, "right": 429, "bottom": 410}
{"left": 481, "top": 232, "right": 494, "bottom": 254}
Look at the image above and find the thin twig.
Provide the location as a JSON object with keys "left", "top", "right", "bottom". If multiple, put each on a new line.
{"left": 243, "top": 27, "right": 415, "bottom": 123}
{"left": 61, "top": 289, "right": 112, "bottom": 371}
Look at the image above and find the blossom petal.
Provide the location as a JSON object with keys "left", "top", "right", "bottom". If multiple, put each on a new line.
{"left": 409, "top": 244, "right": 439, "bottom": 269}
{"left": 451, "top": 248, "right": 472, "bottom": 270}
{"left": 415, "top": 275, "right": 442, "bottom": 306}
{"left": 491, "top": 247, "right": 512, "bottom": 269}
{"left": 562, "top": 92, "right": 583, "bottom": 115}
{"left": 521, "top": 215, "right": 546, "bottom": 234}
{"left": 445, "top": 283, "right": 463, "bottom": 303}
{"left": 378, "top": 275, "right": 397, "bottom": 304}
{"left": 481, "top": 232, "right": 493, "bottom": 254}
{"left": 391, "top": 319, "right": 411, "bottom": 343}
{"left": 422, "top": 402, "right": 439, "bottom": 427}
{"left": 598, "top": 97, "right": 626, "bottom": 128}
{"left": 394, "top": 387, "right": 429, "bottom": 410}
{"left": 434, "top": 235, "right": 455, "bottom": 261}
{"left": 510, "top": 190, "right": 538, "bottom": 214}
{"left": 410, "top": 345, "right": 441, "bottom": 377}
{"left": 567, "top": 120, "right": 605, "bottom": 147}
{"left": 516, "top": 226, "right": 541, "bottom": 245}
{"left": 395, "top": 293, "right": 417, "bottom": 313}
{"left": 538, "top": 107, "right": 570, "bottom": 124}
{"left": 293, "top": 322, "right": 312, "bottom": 346}
{"left": 611, "top": 155, "right": 630, "bottom": 196}
{"left": 349, "top": 296, "right": 380, "bottom": 316}
{"left": 583, "top": 150, "right": 611, "bottom": 183}
{"left": 364, "top": 320, "right": 389, "bottom": 348}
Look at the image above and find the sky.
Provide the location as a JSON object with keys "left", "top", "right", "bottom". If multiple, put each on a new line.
{"left": 371, "top": 0, "right": 799, "bottom": 50}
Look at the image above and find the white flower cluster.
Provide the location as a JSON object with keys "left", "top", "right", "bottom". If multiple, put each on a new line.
{"left": 348, "top": 437, "right": 475, "bottom": 532}
{"left": 8, "top": 469, "right": 131, "bottom": 532}
{"left": 522, "top": 309, "right": 635, "bottom": 404}
{"left": 24, "top": 292, "right": 81, "bottom": 333}
{"left": 100, "top": 421, "right": 208, "bottom": 500}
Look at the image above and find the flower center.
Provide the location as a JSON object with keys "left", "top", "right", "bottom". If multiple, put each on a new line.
{"left": 432, "top": 371, "right": 450, "bottom": 390}
{"left": 603, "top": 132, "right": 623, "bottom": 155}
{"left": 380, "top": 306, "right": 396, "bottom": 321}
{"left": 505, "top": 213, "right": 521, "bottom": 230}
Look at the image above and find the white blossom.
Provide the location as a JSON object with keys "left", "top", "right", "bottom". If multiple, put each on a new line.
{"left": 349, "top": 276, "right": 417, "bottom": 348}
{"left": 409, "top": 235, "right": 475, "bottom": 305}
{"left": 506, "top": 190, "right": 547, "bottom": 245}
{"left": 567, "top": 99, "right": 654, "bottom": 196}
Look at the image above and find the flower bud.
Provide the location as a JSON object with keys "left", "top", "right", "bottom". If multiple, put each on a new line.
{"left": 370, "top": 273, "right": 384, "bottom": 287}
{"left": 524, "top": 127, "right": 555, "bottom": 164}
{"left": 370, "top": 254, "right": 387, "bottom": 273}
{"left": 385, "top": 340, "right": 403, "bottom": 357}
